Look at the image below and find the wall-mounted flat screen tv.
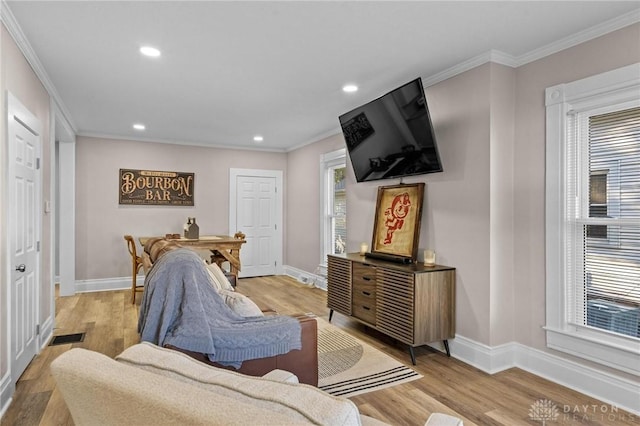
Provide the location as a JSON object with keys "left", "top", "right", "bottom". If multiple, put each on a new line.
{"left": 339, "top": 78, "right": 442, "bottom": 182}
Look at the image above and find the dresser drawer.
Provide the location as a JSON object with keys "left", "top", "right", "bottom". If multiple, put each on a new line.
{"left": 352, "top": 261, "right": 377, "bottom": 324}
{"left": 352, "top": 302, "right": 376, "bottom": 325}
{"left": 352, "top": 282, "right": 376, "bottom": 301}
{"left": 352, "top": 262, "right": 376, "bottom": 287}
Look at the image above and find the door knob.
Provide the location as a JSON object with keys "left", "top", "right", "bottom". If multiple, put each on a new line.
{"left": 15, "top": 264, "right": 26, "bottom": 273}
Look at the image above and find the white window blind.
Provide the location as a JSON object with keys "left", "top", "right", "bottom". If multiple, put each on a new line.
{"left": 569, "top": 106, "right": 640, "bottom": 338}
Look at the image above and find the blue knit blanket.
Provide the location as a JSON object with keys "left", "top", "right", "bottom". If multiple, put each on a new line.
{"left": 138, "top": 249, "right": 301, "bottom": 366}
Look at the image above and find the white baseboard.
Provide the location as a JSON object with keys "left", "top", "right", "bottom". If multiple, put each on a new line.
{"left": 283, "top": 265, "right": 327, "bottom": 290}
{"left": 79, "top": 270, "right": 321, "bottom": 293}
{"left": 0, "top": 372, "right": 13, "bottom": 420}
{"left": 74, "top": 275, "right": 142, "bottom": 293}
{"left": 39, "top": 315, "right": 54, "bottom": 348}
{"left": 448, "top": 335, "right": 516, "bottom": 374}
{"left": 450, "top": 335, "right": 640, "bottom": 416}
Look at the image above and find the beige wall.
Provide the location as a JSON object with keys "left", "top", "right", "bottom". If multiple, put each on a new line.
{"left": 405, "top": 64, "right": 494, "bottom": 344}
{"left": 488, "top": 63, "right": 516, "bottom": 346}
{"left": 286, "top": 135, "right": 345, "bottom": 273}
{"left": 75, "top": 136, "right": 287, "bottom": 280}
{"left": 512, "top": 24, "right": 640, "bottom": 364}
{"left": 0, "top": 23, "right": 52, "bottom": 389}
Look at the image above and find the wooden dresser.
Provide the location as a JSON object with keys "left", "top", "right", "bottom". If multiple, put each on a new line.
{"left": 327, "top": 253, "right": 456, "bottom": 364}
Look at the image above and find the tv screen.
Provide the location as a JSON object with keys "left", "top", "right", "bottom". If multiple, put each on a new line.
{"left": 339, "top": 78, "right": 442, "bottom": 182}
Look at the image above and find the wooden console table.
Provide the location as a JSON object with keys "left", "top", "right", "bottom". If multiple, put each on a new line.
{"left": 139, "top": 235, "right": 246, "bottom": 275}
{"left": 327, "top": 253, "right": 456, "bottom": 364}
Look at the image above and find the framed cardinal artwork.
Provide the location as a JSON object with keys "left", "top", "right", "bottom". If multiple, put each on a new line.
{"left": 371, "top": 183, "right": 425, "bottom": 261}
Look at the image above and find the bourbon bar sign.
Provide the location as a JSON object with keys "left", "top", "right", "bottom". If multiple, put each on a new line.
{"left": 119, "top": 169, "right": 194, "bottom": 206}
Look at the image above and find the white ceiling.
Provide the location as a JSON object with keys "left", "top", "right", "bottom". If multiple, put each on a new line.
{"left": 5, "top": 1, "right": 640, "bottom": 151}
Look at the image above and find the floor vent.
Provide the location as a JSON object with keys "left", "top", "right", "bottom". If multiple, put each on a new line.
{"left": 49, "top": 333, "right": 85, "bottom": 346}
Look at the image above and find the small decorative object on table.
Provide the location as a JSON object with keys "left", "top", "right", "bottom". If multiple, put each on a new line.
{"left": 423, "top": 249, "right": 436, "bottom": 267}
{"left": 359, "top": 242, "right": 368, "bottom": 256}
{"left": 185, "top": 217, "right": 199, "bottom": 239}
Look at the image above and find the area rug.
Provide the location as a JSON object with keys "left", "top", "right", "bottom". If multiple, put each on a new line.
{"left": 316, "top": 317, "right": 422, "bottom": 397}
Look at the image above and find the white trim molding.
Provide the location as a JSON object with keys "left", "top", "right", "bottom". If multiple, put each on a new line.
{"left": 74, "top": 276, "right": 139, "bottom": 293}
{"left": 319, "top": 148, "right": 346, "bottom": 271}
{"left": 283, "top": 265, "right": 327, "bottom": 290}
{"left": 450, "top": 336, "right": 640, "bottom": 416}
{"left": 0, "top": 372, "right": 12, "bottom": 420}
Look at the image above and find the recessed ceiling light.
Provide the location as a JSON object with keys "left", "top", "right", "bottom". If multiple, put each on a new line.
{"left": 133, "top": 123, "right": 146, "bottom": 131}
{"left": 253, "top": 135, "right": 264, "bottom": 143}
{"left": 342, "top": 84, "right": 358, "bottom": 93}
{"left": 140, "top": 46, "right": 161, "bottom": 57}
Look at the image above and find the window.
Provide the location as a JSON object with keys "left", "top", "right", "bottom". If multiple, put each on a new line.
{"left": 545, "top": 64, "right": 640, "bottom": 374}
{"left": 582, "top": 107, "right": 640, "bottom": 337}
{"left": 320, "top": 149, "right": 347, "bottom": 268}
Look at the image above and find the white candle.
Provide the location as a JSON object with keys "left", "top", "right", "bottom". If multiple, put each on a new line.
{"left": 360, "top": 243, "right": 368, "bottom": 256}
{"left": 424, "top": 249, "right": 436, "bottom": 266}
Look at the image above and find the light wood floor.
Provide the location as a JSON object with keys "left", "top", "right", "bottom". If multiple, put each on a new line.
{"left": 2, "top": 275, "right": 636, "bottom": 425}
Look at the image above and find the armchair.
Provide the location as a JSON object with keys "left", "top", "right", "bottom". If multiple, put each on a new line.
{"left": 139, "top": 240, "right": 318, "bottom": 386}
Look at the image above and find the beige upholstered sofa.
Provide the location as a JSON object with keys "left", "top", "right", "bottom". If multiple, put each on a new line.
{"left": 51, "top": 342, "right": 463, "bottom": 426}
{"left": 51, "top": 342, "right": 386, "bottom": 425}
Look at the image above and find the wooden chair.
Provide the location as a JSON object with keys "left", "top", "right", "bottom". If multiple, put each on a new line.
{"left": 124, "top": 235, "right": 144, "bottom": 304}
{"left": 209, "top": 231, "right": 246, "bottom": 274}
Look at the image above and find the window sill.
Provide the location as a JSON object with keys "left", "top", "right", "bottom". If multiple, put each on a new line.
{"left": 545, "top": 326, "right": 640, "bottom": 375}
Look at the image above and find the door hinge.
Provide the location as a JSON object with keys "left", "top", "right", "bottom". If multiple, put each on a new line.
{"left": 37, "top": 241, "right": 40, "bottom": 252}
{"left": 274, "top": 224, "right": 277, "bottom": 230}
{"left": 36, "top": 158, "right": 41, "bottom": 170}
{"left": 274, "top": 261, "right": 277, "bottom": 267}
{"left": 36, "top": 324, "right": 40, "bottom": 335}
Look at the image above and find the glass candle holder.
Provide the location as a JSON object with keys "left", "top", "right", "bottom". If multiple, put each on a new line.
{"left": 360, "top": 242, "right": 368, "bottom": 256}
{"left": 423, "top": 249, "right": 436, "bottom": 266}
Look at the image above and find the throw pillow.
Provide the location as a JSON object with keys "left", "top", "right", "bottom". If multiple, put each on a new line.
{"left": 205, "top": 262, "right": 234, "bottom": 291}
{"left": 203, "top": 260, "right": 226, "bottom": 291}
{"left": 219, "top": 289, "right": 263, "bottom": 318}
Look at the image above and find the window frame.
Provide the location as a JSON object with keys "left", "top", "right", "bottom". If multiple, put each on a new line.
{"left": 319, "top": 148, "right": 346, "bottom": 269}
{"left": 545, "top": 63, "right": 640, "bottom": 375}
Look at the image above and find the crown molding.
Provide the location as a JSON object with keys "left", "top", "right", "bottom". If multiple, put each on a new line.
{"left": 515, "top": 8, "right": 640, "bottom": 67}
{"left": 421, "top": 9, "right": 640, "bottom": 88}
{"left": 422, "top": 49, "right": 520, "bottom": 87}
{"left": 76, "top": 131, "right": 288, "bottom": 153}
{"left": 1, "top": 0, "right": 77, "bottom": 133}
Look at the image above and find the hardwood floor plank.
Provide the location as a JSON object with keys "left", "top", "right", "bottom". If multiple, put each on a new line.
{"left": 1, "top": 277, "right": 635, "bottom": 426}
{"left": 38, "top": 389, "right": 72, "bottom": 426}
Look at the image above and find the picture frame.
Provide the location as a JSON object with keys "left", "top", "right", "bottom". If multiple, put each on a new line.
{"left": 119, "top": 169, "right": 195, "bottom": 206}
{"left": 371, "top": 183, "right": 425, "bottom": 261}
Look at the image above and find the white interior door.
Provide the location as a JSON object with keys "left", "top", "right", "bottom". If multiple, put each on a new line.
{"left": 230, "top": 169, "right": 282, "bottom": 278}
{"left": 7, "top": 92, "right": 41, "bottom": 385}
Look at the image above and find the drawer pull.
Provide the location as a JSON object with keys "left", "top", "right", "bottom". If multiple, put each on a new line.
{"left": 363, "top": 276, "right": 371, "bottom": 281}
{"left": 362, "top": 306, "right": 370, "bottom": 310}
{"left": 362, "top": 291, "right": 371, "bottom": 296}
